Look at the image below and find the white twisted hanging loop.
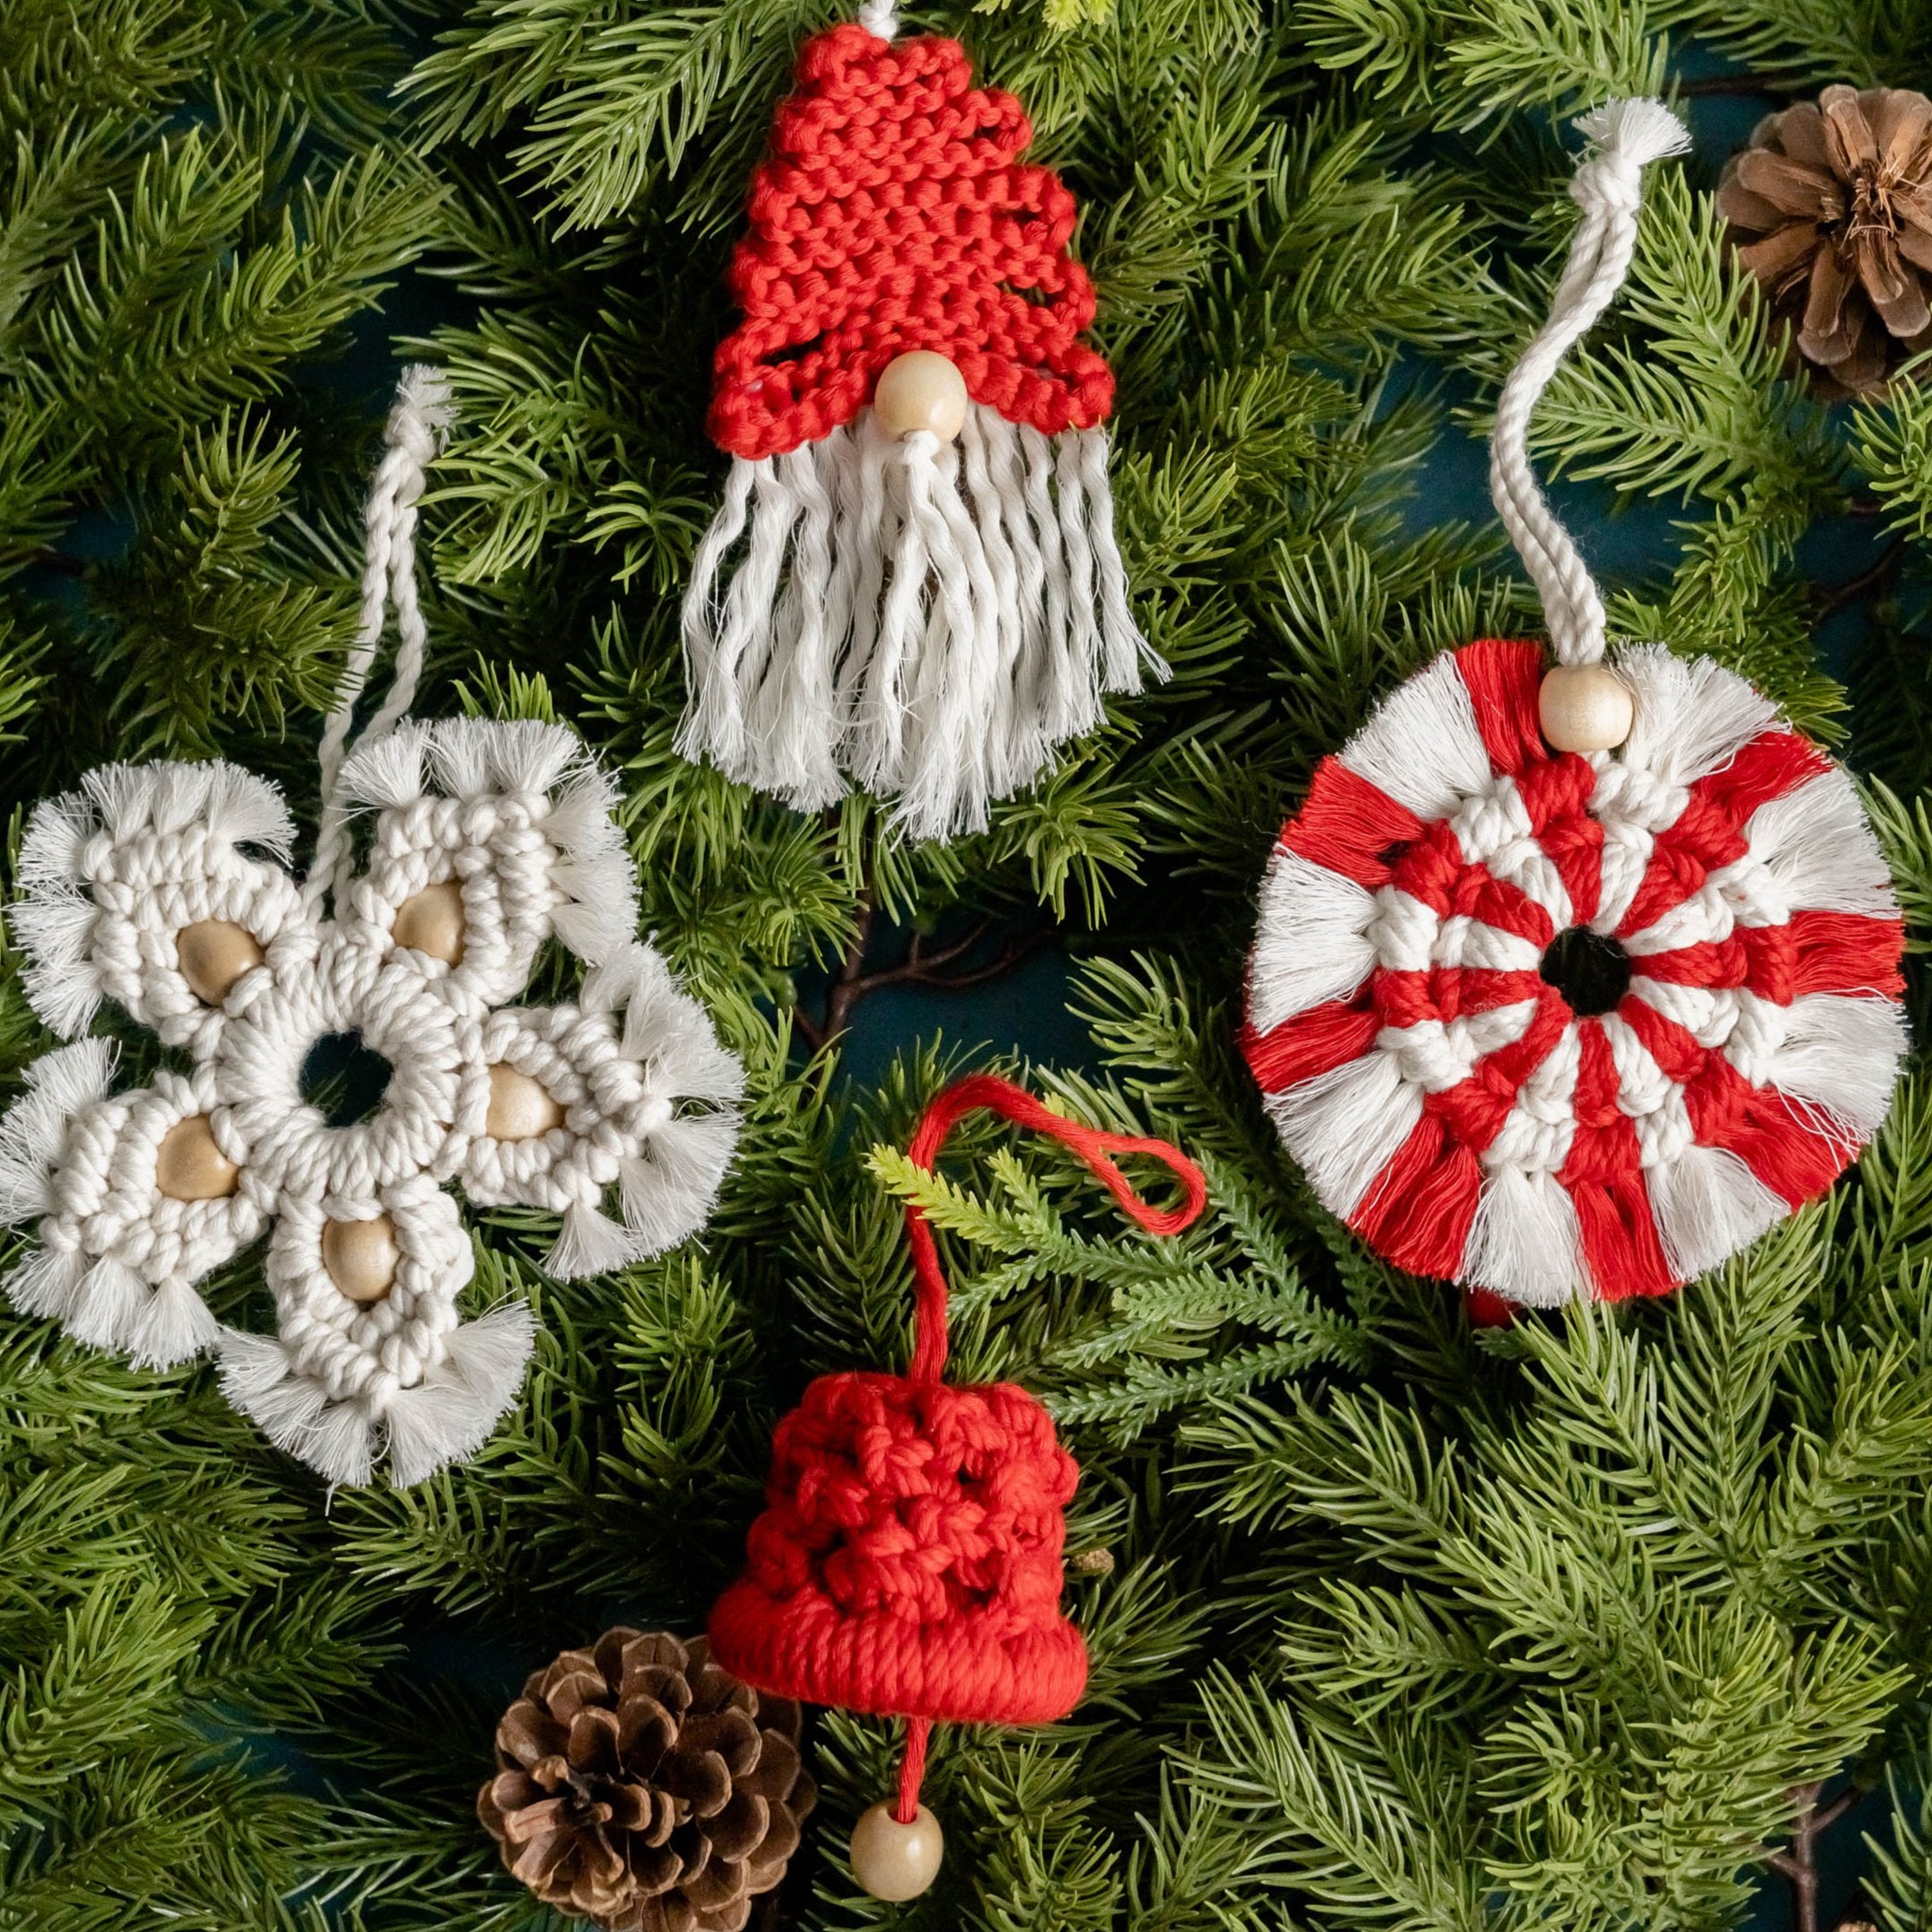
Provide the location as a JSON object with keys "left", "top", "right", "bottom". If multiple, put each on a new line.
{"left": 306, "top": 365, "right": 456, "bottom": 909}
{"left": 1488, "top": 99, "right": 1690, "bottom": 667}
{"left": 857, "top": 1, "right": 898, "bottom": 37}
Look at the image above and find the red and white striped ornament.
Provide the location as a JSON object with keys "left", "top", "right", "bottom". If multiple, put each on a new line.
{"left": 1242, "top": 101, "right": 1908, "bottom": 1308}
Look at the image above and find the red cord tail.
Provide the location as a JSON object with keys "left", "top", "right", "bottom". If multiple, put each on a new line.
{"left": 894, "top": 1717, "right": 932, "bottom": 1824}
{"left": 901, "top": 1071, "right": 1209, "bottom": 1381}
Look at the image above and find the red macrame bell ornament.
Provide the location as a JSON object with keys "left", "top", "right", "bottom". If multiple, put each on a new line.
{"left": 708, "top": 1074, "right": 1207, "bottom": 1901}
{"left": 679, "top": 2, "right": 1154, "bottom": 845}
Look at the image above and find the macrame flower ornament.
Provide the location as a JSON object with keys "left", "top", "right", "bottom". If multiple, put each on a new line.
{"left": 1242, "top": 103, "right": 1908, "bottom": 1310}
{"left": 0, "top": 372, "right": 743, "bottom": 1487}
{"left": 680, "top": 0, "right": 1153, "bottom": 843}
{"left": 707, "top": 1075, "right": 1207, "bottom": 1901}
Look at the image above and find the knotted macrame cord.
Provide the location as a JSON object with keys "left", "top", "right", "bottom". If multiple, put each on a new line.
{"left": 1488, "top": 100, "right": 1690, "bottom": 667}
{"left": 309, "top": 365, "right": 457, "bottom": 908}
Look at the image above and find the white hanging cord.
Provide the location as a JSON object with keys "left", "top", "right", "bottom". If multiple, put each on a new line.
{"left": 1488, "top": 99, "right": 1690, "bottom": 667}
{"left": 857, "top": 1, "right": 898, "bottom": 37}
{"left": 307, "top": 365, "right": 455, "bottom": 907}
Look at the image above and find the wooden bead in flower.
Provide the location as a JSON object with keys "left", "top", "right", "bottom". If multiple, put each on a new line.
{"left": 485, "top": 1065, "right": 565, "bottom": 1142}
{"left": 154, "top": 1115, "right": 240, "bottom": 1201}
{"left": 391, "top": 882, "right": 466, "bottom": 964}
{"left": 321, "top": 1215, "right": 400, "bottom": 1304}
{"left": 176, "top": 919, "right": 264, "bottom": 1005}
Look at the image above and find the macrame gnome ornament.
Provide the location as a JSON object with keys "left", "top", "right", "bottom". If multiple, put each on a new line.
{"left": 708, "top": 1075, "right": 1206, "bottom": 1900}
{"left": 1243, "top": 102, "right": 1908, "bottom": 1309}
{"left": 680, "top": 1, "right": 1151, "bottom": 843}
{"left": 0, "top": 369, "right": 743, "bottom": 1486}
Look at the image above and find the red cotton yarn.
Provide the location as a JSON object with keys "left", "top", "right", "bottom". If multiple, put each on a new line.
{"left": 707, "top": 23, "right": 1115, "bottom": 461}
{"left": 708, "top": 1074, "right": 1208, "bottom": 1817}
{"left": 1243, "top": 637, "right": 1908, "bottom": 1309}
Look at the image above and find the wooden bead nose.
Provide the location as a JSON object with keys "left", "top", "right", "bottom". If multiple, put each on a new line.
{"left": 154, "top": 1115, "right": 240, "bottom": 1201}
{"left": 1539, "top": 663, "right": 1634, "bottom": 753}
{"left": 872, "top": 351, "right": 970, "bottom": 442}
{"left": 486, "top": 1064, "right": 566, "bottom": 1142}
{"left": 848, "top": 1801, "right": 944, "bottom": 1901}
{"left": 391, "top": 882, "right": 466, "bottom": 964}
{"left": 176, "top": 919, "right": 264, "bottom": 1005}
{"left": 321, "top": 1215, "right": 400, "bottom": 1304}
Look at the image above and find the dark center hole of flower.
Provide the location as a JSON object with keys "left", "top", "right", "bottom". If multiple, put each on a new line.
{"left": 1539, "top": 926, "right": 1631, "bottom": 1018}
{"left": 300, "top": 1032, "right": 393, "bottom": 1127}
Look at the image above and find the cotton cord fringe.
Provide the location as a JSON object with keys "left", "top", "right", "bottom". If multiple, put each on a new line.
{"left": 681, "top": 406, "right": 1148, "bottom": 841}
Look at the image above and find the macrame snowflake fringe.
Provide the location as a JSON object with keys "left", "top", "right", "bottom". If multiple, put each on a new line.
{"left": 681, "top": 405, "right": 1153, "bottom": 842}
{"left": 218, "top": 1299, "right": 538, "bottom": 1490}
{"left": 0, "top": 718, "right": 742, "bottom": 1487}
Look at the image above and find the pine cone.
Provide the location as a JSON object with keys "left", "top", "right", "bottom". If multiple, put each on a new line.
{"left": 479, "top": 1629, "right": 815, "bottom": 1932}
{"left": 1717, "top": 85, "right": 1932, "bottom": 396}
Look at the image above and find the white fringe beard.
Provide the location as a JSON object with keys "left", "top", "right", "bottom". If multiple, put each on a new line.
{"left": 679, "top": 402, "right": 1158, "bottom": 843}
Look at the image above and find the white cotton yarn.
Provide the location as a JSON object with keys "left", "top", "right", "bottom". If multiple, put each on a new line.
{"left": 0, "top": 372, "right": 744, "bottom": 1488}
{"left": 1487, "top": 100, "right": 1690, "bottom": 668}
{"left": 680, "top": 405, "right": 1150, "bottom": 842}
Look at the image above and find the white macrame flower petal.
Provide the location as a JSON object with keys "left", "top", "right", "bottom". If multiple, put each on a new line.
{"left": 462, "top": 940, "right": 742, "bottom": 1272}
{"left": 13, "top": 761, "right": 304, "bottom": 1049}
{"left": 1, "top": 1054, "right": 257, "bottom": 1366}
{"left": 336, "top": 718, "right": 640, "bottom": 1011}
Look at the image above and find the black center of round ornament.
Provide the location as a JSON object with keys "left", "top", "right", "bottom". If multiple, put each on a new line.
{"left": 300, "top": 1032, "right": 394, "bottom": 1127}
{"left": 1539, "top": 926, "right": 1631, "bottom": 1018}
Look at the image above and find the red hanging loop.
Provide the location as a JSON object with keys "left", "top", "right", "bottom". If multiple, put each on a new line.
{"left": 902, "top": 1073, "right": 1210, "bottom": 1385}
{"left": 889, "top": 1075, "right": 1208, "bottom": 1820}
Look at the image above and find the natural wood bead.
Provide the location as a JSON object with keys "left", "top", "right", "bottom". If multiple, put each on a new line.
{"left": 1539, "top": 663, "right": 1635, "bottom": 753}
{"left": 154, "top": 1115, "right": 240, "bottom": 1201}
{"left": 849, "top": 1802, "right": 944, "bottom": 1902}
{"left": 872, "top": 351, "right": 970, "bottom": 443}
{"left": 321, "top": 1215, "right": 400, "bottom": 1304}
{"left": 175, "top": 918, "right": 263, "bottom": 1005}
{"left": 486, "top": 1064, "right": 566, "bottom": 1141}
{"left": 391, "top": 882, "right": 466, "bottom": 964}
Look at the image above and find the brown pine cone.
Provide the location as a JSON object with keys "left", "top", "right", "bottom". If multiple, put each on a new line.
{"left": 1717, "top": 85, "right": 1932, "bottom": 396}
{"left": 478, "top": 1629, "right": 815, "bottom": 1932}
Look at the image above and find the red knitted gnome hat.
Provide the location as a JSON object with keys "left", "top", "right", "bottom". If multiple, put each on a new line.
{"left": 708, "top": 1074, "right": 1207, "bottom": 1899}
{"left": 707, "top": 23, "right": 1112, "bottom": 461}
{"left": 681, "top": 4, "right": 1151, "bottom": 845}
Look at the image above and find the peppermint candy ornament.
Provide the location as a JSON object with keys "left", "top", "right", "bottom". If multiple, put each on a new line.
{"left": 0, "top": 371, "right": 743, "bottom": 1485}
{"left": 1243, "top": 102, "right": 1907, "bottom": 1308}
{"left": 680, "top": 1, "right": 1152, "bottom": 842}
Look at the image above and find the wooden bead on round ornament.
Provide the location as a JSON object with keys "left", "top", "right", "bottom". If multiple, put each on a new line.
{"left": 321, "top": 1215, "right": 400, "bottom": 1304}
{"left": 176, "top": 918, "right": 263, "bottom": 1005}
{"left": 848, "top": 1801, "right": 944, "bottom": 1901}
{"left": 391, "top": 882, "right": 466, "bottom": 964}
{"left": 154, "top": 1114, "right": 240, "bottom": 1201}
{"left": 1539, "top": 663, "right": 1634, "bottom": 752}
{"left": 485, "top": 1065, "right": 565, "bottom": 1141}
{"left": 872, "top": 351, "right": 970, "bottom": 443}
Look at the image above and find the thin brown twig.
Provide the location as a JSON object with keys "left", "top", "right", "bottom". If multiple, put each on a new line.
{"left": 793, "top": 890, "right": 1050, "bottom": 1051}
{"left": 1816, "top": 535, "right": 1909, "bottom": 623}
{"left": 1768, "top": 1782, "right": 1863, "bottom": 1932}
